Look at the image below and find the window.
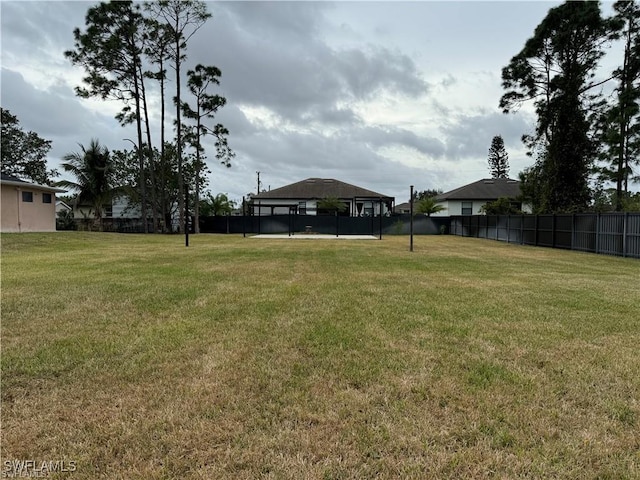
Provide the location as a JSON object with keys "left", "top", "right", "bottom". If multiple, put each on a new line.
{"left": 22, "top": 191, "right": 33, "bottom": 202}
{"left": 461, "top": 201, "right": 473, "bottom": 215}
{"left": 42, "top": 193, "right": 52, "bottom": 204}
{"left": 104, "top": 204, "right": 113, "bottom": 218}
{"left": 298, "top": 201, "right": 306, "bottom": 215}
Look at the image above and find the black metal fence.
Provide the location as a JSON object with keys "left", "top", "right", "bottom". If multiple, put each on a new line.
{"left": 450, "top": 213, "right": 640, "bottom": 258}
{"left": 200, "top": 214, "right": 450, "bottom": 236}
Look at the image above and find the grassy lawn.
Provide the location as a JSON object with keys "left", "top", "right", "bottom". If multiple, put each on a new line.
{"left": 1, "top": 232, "right": 639, "bottom": 479}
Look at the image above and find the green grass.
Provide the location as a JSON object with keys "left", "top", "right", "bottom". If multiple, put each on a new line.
{"left": 1, "top": 232, "right": 639, "bottom": 479}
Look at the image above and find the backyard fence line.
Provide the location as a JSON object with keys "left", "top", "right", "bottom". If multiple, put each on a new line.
{"left": 450, "top": 213, "right": 640, "bottom": 259}
{"left": 199, "top": 214, "right": 450, "bottom": 237}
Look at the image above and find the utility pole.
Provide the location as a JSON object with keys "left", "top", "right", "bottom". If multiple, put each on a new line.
{"left": 256, "top": 171, "right": 261, "bottom": 194}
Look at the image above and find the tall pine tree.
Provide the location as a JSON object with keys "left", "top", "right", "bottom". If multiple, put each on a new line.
{"left": 500, "top": 1, "right": 611, "bottom": 213}
{"left": 487, "top": 135, "right": 509, "bottom": 179}
{"left": 597, "top": 0, "right": 640, "bottom": 210}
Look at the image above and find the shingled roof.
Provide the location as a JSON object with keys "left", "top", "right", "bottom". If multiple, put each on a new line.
{"left": 1, "top": 173, "right": 28, "bottom": 183}
{"left": 1, "top": 173, "right": 65, "bottom": 192}
{"left": 253, "top": 178, "right": 393, "bottom": 200}
{"left": 436, "top": 178, "right": 521, "bottom": 201}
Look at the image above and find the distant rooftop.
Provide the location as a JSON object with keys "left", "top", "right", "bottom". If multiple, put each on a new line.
{"left": 436, "top": 178, "right": 521, "bottom": 201}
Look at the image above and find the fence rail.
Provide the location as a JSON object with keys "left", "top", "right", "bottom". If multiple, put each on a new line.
{"left": 200, "top": 214, "right": 449, "bottom": 236}
{"left": 450, "top": 213, "right": 640, "bottom": 258}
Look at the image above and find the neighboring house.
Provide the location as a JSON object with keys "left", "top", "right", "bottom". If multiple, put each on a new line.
{"left": 1, "top": 173, "right": 66, "bottom": 232}
{"left": 394, "top": 202, "right": 411, "bottom": 214}
{"left": 252, "top": 178, "right": 395, "bottom": 216}
{"left": 71, "top": 195, "right": 140, "bottom": 221}
{"left": 55, "top": 200, "right": 72, "bottom": 215}
{"left": 433, "top": 178, "right": 531, "bottom": 216}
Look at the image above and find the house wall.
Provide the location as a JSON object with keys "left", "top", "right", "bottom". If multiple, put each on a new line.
{"left": 433, "top": 200, "right": 484, "bottom": 216}
{"left": 434, "top": 200, "right": 533, "bottom": 216}
{"left": 1, "top": 184, "right": 57, "bottom": 232}
{"left": 73, "top": 196, "right": 141, "bottom": 220}
{"left": 112, "top": 195, "right": 140, "bottom": 218}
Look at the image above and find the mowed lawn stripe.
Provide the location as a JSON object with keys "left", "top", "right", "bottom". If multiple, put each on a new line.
{"left": 1, "top": 232, "right": 639, "bottom": 479}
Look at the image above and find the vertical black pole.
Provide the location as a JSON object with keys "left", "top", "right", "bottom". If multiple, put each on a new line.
{"left": 410, "top": 186, "right": 414, "bottom": 252}
{"left": 336, "top": 211, "right": 339, "bottom": 237}
{"left": 379, "top": 197, "right": 383, "bottom": 240}
{"left": 623, "top": 212, "right": 628, "bottom": 257}
{"left": 595, "top": 213, "right": 601, "bottom": 254}
{"left": 185, "top": 182, "right": 189, "bottom": 247}
{"left": 371, "top": 206, "right": 374, "bottom": 235}
{"left": 242, "top": 196, "right": 246, "bottom": 238}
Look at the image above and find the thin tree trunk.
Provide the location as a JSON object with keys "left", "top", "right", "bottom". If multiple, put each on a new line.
{"left": 176, "top": 35, "right": 184, "bottom": 234}
{"left": 129, "top": 13, "right": 147, "bottom": 234}
{"left": 194, "top": 103, "right": 202, "bottom": 233}
{"left": 159, "top": 58, "right": 168, "bottom": 233}
{"left": 139, "top": 65, "right": 158, "bottom": 232}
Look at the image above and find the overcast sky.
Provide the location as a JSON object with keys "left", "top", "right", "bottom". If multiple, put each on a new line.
{"left": 2, "top": 1, "right": 625, "bottom": 204}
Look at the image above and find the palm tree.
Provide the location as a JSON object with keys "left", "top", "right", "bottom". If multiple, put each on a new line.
{"left": 415, "top": 196, "right": 446, "bottom": 217}
{"left": 199, "top": 192, "right": 235, "bottom": 216}
{"left": 56, "top": 139, "right": 115, "bottom": 231}
{"left": 317, "top": 196, "right": 348, "bottom": 215}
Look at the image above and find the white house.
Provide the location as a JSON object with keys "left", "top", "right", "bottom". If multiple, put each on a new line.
{"left": 433, "top": 178, "right": 531, "bottom": 216}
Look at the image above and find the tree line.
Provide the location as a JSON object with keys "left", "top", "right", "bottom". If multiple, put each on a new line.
{"left": 61, "top": 0, "right": 233, "bottom": 233}
{"left": 403, "top": 1, "right": 639, "bottom": 215}
{"left": 500, "top": 0, "right": 640, "bottom": 213}
{"left": 2, "top": 1, "right": 639, "bottom": 224}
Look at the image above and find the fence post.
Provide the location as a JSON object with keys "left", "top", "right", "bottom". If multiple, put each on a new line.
{"left": 623, "top": 212, "right": 628, "bottom": 258}
{"left": 521, "top": 214, "right": 524, "bottom": 245}
{"left": 410, "top": 186, "right": 414, "bottom": 252}
{"left": 535, "top": 215, "right": 539, "bottom": 246}
{"left": 185, "top": 183, "right": 189, "bottom": 247}
{"left": 595, "top": 213, "right": 600, "bottom": 254}
{"left": 379, "top": 197, "right": 383, "bottom": 240}
{"left": 242, "top": 197, "right": 246, "bottom": 237}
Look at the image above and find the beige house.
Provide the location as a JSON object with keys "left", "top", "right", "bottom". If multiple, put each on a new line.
{"left": 1, "top": 174, "right": 65, "bottom": 232}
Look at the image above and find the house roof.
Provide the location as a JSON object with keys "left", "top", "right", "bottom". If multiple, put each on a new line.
{"left": 253, "top": 178, "right": 394, "bottom": 201}
{"left": 1, "top": 173, "right": 66, "bottom": 193}
{"left": 394, "top": 202, "right": 411, "bottom": 212}
{"left": 436, "top": 178, "right": 521, "bottom": 201}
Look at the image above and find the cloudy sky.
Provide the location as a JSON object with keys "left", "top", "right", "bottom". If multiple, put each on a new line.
{"left": 1, "top": 1, "right": 624, "bottom": 204}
